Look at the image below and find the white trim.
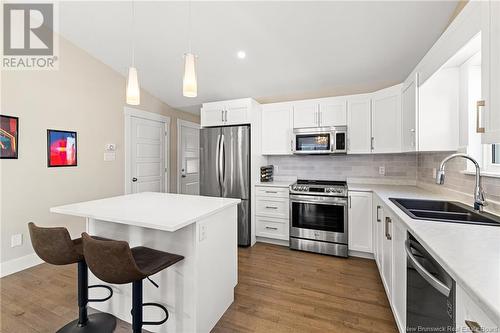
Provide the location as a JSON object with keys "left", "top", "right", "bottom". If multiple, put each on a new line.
{"left": 176, "top": 119, "right": 200, "bottom": 193}
{"left": 462, "top": 170, "right": 500, "bottom": 179}
{"left": 124, "top": 106, "right": 171, "bottom": 194}
{"left": 0, "top": 253, "right": 43, "bottom": 278}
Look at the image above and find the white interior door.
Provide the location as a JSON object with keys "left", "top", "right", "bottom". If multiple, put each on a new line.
{"left": 130, "top": 116, "right": 165, "bottom": 193}
{"left": 178, "top": 120, "right": 200, "bottom": 195}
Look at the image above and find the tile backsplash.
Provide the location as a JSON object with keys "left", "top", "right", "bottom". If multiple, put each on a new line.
{"left": 417, "top": 151, "right": 500, "bottom": 205}
{"left": 268, "top": 153, "right": 418, "bottom": 181}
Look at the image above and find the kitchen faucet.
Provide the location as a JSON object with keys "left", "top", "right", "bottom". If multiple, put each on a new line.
{"left": 435, "top": 153, "right": 486, "bottom": 212}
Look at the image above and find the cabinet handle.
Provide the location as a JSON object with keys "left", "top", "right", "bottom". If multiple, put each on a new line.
{"left": 371, "top": 137, "right": 375, "bottom": 151}
{"left": 349, "top": 196, "right": 352, "bottom": 208}
{"left": 221, "top": 110, "right": 224, "bottom": 122}
{"left": 265, "top": 206, "right": 278, "bottom": 209}
{"left": 265, "top": 191, "right": 278, "bottom": 194}
{"left": 385, "top": 217, "right": 392, "bottom": 240}
{"left": 265, "top": 226, "right": 278, "bottom": 230}
{"left": 376, "top": 205, "right": 382, "bottom": 222}
{"left": 291, "top": 139, "right": 294, "bottom": 152}
{"left": 476, "top": 100, "right": 485, "bottom": 133}
{"left": 465, "top": 320, "right": 482, "bottom": 333}
{"left": 318, "top": 110, "right": 321, "bottom": 126}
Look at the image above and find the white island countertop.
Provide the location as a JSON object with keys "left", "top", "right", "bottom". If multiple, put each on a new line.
{"left": 349, "top": 183, "right": 500, "bottom": 325}
{"left": 50, "top": 192, "right": 241, "bottom": 232}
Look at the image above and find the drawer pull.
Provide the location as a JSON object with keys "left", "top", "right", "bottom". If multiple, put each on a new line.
{"left": 465, "top": 320, "right": 481, "bottom": 333}
{"left": 265, "top": 226, "right": 278, "bottom": 230}
{"left": 265, "top": 190, "right": 278, "bottom": 194}
{"left": 265, "top": 206, "right": 278, "bottom": 209}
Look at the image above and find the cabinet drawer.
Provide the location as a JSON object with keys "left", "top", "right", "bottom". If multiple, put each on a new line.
{"left": 456, "top": 284, "right": 498, "bottom": 332}
{"left": 256, "top": 217, "right": 289, "bottom": 240}
{"left": 255, "top": 186, "right": 289, "bottom": 198}
{"left": 256, "top": 197, "right": 289, "bottom": 218}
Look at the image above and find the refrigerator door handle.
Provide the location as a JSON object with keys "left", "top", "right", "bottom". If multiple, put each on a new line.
{"left": 219, "top": 134, "right": 226, "bottom": 191}
{"left": 216, "top": 134, "right": 222, "bottom": 191}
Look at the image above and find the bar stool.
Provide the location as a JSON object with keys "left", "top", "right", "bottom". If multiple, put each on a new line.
{"left": 28, "top": 222, "right": 116, "bottom": 333}
{"left": 81, "top": 233, "right": 184, "bottom": 333}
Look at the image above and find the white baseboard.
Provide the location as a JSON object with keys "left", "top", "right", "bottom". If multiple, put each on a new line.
{"left": 0, "top": 253, "right": 43, "bottom": 278}
{"left": 256, "top": 237, "right": 289, "bottom": 247}
{"left": 348, "top": 250, "right": 374, "bottom": 260}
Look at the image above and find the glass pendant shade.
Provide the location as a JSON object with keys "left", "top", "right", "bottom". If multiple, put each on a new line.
{"left": 183, "top": 53, "right": 197, "bottom": 98}
{"left": 126, "top": 67, "right": 140, "bottom": 105}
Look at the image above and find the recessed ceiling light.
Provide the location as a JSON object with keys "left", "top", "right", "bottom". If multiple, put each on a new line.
{"left": 237, "top": 51, "right": 246, "bottom": 59}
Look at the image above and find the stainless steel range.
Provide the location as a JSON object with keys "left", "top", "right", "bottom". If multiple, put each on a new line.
{"left": 289, "top": 180, "right": 348, "bottom": 257}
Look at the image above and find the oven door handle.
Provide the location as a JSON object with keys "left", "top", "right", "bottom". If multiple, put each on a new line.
{"left": 405, "top": 240, "right": 451, "bottom": 297}
{"left": 290, "top": 198, "right": 347, "bottom": 206}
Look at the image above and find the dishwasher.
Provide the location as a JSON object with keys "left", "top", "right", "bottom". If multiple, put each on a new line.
{"left": 406, "top": 233, "right": 456, "bottom": 332}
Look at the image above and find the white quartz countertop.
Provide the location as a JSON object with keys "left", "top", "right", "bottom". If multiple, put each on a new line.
{"left": 348, "top": 183, "right": 500, "bottom": 325}
{"left": 50, "top": 192, "right": 241, "bottom": 232}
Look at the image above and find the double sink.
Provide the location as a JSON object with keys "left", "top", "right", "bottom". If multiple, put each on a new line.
{"left": 390, "top": 198, "right": 500, "bottom": 227}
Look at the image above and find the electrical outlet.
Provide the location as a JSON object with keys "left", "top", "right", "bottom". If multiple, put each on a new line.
{"left": 432, "top": 168, "right": 437, "bottom": 179}
{"left": 379, "top": 166, "right": 385, "bottom": 176}
{"left": 199, "top": 225, "right": 207, "bottom": 242}
{"left": 11, "top": 234, "right": 23, "bottom": 248}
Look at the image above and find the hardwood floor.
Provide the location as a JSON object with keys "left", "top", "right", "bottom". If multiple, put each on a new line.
{"left": 1, "top": 243, "right": 397, "bottom": 333}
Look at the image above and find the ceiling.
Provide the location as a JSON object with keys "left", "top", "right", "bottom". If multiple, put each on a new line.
{"left": 58, "top": 1, "right": 459, "bottom": 114}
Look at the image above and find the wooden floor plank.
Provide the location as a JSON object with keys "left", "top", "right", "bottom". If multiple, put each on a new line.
{"left": 1, "top": 243, "right": 397, "bottom": 333}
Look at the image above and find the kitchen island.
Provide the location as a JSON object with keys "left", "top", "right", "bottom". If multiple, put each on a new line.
{"left": 50, "top": 192, "right": 240, "bottom": 333}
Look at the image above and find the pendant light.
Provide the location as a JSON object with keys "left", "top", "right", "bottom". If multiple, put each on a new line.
{"left": 183, "top": 0, "right": 197, "bottom": 98}
{"left": 126, "top": 0, "right": 140, "bottom": 105}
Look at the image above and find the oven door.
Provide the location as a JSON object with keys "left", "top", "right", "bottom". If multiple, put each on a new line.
{"left": 290, "top": 194, "right": 348, "bottom": 244}
{"left": 293, "top": 128, "right": 333, "bottom": 154}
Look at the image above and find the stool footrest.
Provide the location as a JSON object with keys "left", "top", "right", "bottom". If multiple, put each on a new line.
{"left": 88, "top": 284, "right": 113, "bottom": 303}
{"left": 141, "top": 303, "right": 169, "bottom": 326}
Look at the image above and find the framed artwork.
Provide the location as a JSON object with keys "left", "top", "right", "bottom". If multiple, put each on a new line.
{"left": 47, "top": 129, "right": 77, "bottom": 167}
{"left": 0, "top": 115, "right": 19, "bottom": 159}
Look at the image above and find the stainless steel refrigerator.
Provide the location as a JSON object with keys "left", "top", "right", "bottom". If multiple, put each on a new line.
{"left": 200, "top": 125, "right": 251, "bottom": 246}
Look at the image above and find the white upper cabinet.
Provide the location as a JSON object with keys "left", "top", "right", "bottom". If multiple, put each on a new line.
{"left": 319, "top": 98, "right": 347, "bottom": 126}
{"left": 262, "top": 103, "right": 293, "bottom": 155}
{"left": 348, "top": 191, "right": 373, "bottom": 253}
{"left": 371, "top": 84, "right": 402, "bottom": 154}
{"left": 402, "top": 74, "right": 418, "bottom": 152}
{"left": 347, "top": 96, "right": 372, "bottom": 154}
{"left": 293, "top": 102, "right": 319, "bottom": 128}
{"left": 481, "top": 0, "right": 500, "bottom": 143}
{"left": 201, "top": 98, "right": 252, "bottom": 127}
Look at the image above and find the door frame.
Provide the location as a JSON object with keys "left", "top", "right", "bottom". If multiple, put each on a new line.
{"left": 124, "top": 106, "right": 171, "bottom": 194}
{"left": 176, "top": 119, "right": 200, "bottom": 193}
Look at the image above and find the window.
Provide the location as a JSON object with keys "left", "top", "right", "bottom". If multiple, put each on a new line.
{"left": 492, "top": 144, "right": 500, "bottom": 164}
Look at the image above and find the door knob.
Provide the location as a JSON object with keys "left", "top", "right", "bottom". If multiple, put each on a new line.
{"left": 181, "top": 168, "right": 187, "bottom": 178}
{"left": 132, "top": 177, "right": 138, "bottom": 182}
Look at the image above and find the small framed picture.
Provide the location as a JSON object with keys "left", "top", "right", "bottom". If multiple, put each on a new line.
{"left": 0, "top": 115, "right": 19, "bottom": 159}
{"left": 47, "top": 129, "right": 77, "bottom": 167}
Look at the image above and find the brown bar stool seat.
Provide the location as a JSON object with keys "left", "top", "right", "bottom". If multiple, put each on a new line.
{"left": 28, "top": 222, "right": 116, "bottom": 333}
{"left": 81, "top": 233, "right": 184, "bottom": 333}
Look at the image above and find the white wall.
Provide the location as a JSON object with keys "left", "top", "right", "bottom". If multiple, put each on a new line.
{"left": 0, "top": 35, "right": 198, "bottom": 268}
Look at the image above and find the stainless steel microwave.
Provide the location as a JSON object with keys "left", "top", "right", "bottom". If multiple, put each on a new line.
{"left": 292, "top": 126, "right": 347, "bottom": 154}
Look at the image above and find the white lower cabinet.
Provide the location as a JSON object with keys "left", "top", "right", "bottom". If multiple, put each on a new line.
{"left": 348, "top": 191, "right": 373, "bottom": 253}
{"left": 456, "top": 284, "right": 498, "bottom": 332}
{"left": 381, "top": 208, "right": 394, "bottom": 300}
{"left": 373, "top": 195, "right": 385, "bottom": 268}
{"left": 255, "top": 184, "right": 290, "bottom": 242}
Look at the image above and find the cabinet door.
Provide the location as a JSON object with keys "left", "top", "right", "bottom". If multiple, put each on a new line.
{"left": 402, "top": 75, "right": 418, "bottom": 152}
{"left": 262, "top": 104, "right": 293, "bottom": 155}
{"left": 293, "top": 102, "right": 319, "bottom": 128}
{"left": 373, "top": 196, "right": 384, "bottom": 268}
{"left": 201, "top": 107, "right": 224, "bottom": 127}
{"left": 371, "top": 85, "right": 402, "bottom": 153}
{"left": 382, "top": 210, "right": 393, "bottom": 300}
{"left": 347, "top": 98, "right": 372, "bottom": 154}
{"left": 348, "top": 191, "right": 373, "bottom": 253}
{"left": 320, "top": 98, "right": 347, "bottom": 126}
{"left": 225, "top": 101, "right": 250, "bottom": 125}
{"left": 392, "top": 218, "right": 407, "bottom": 332}
{"left": 481, "top": 0, "right": 500, "bottom": 143}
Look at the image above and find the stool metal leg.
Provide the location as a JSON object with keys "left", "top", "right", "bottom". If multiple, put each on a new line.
{"left": 132, "top": 280, "right": 143, "bottom": 333}
{"left": 56, "top": 262, "right": 116, "bottom": 333}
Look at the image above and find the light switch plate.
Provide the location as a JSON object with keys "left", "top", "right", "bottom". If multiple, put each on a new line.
{"left": 11, "top": 234, "right": 22, "bottom": 247}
